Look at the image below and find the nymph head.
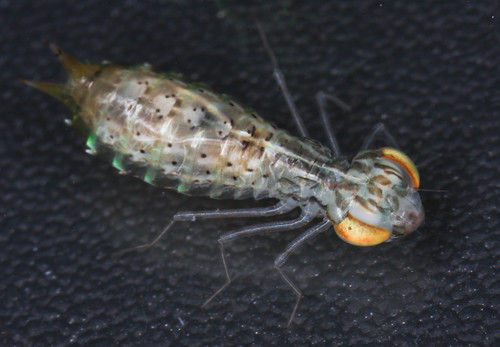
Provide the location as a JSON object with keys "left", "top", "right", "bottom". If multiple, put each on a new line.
{"left": 327, "top": 148, "right": 424, "bottom": 246}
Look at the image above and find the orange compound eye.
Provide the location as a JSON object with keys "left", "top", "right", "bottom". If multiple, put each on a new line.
{"left": 380, "top": 147, "right": 420, "bottom": 188}
{"left": 334, "top": 213, "right": 392, "bottom": 246}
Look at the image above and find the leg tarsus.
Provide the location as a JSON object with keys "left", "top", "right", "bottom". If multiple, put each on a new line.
{"left": 362, "top": 122, "right": 400, "bottom": 150}
{"left": 201, "top": 242, "right": 231, "bottom": 308}
{"left": 273, "top": 219, "right": 331, "bottom": 327}
{"left": 276, "top": 266, "right": 303, "bottom": 328}
{"left": 112, "top": 219, "right": 176, "bottom": 257}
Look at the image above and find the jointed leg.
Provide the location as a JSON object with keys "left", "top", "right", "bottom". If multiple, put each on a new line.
{"left": 202, "top": 203, "right": 321, "bottom": 308}
{"left": 255, "top": 20, "right": 309, "bottom": 138}
{"left": 315, "top": 91, "right": 352, "bottom": 157}
{"left": 274, "top": 219, "right": 332, "bottom": 327}
{"left": 114, "top": 199, "right": 297, "bottom": 256}
{"left": 362, "top": 123, "right": 400, "bottom": 150}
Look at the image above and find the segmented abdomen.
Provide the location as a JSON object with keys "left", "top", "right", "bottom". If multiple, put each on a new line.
{"left": 83, "top": 66, "right": 329, "bottom": 201}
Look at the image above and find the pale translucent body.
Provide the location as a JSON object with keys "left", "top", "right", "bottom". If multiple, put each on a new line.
{"left": 83, "top": 67, "right": 347, "bottom": 207}
{"left": 25, "top": 41, "right": 424, "bottom": 327}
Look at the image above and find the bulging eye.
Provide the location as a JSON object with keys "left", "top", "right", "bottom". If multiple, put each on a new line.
{"left": 333, "top": 213, "right": 392, "bottom": 246}
{"left": 380, "top": 147, "right": 420, "bottom": 188}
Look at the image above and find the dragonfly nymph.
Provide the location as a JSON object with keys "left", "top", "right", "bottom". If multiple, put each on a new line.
{"left": 23, "top": 34, "right": 424, "bottom": 327}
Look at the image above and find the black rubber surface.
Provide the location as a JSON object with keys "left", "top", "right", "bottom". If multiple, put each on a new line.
{"left": 1, "top": 1, "right": 499, "bottom": 345}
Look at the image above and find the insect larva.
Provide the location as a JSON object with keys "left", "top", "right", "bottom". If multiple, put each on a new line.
{"left": 23, "top": 37, "right": 424, "bottom": 327}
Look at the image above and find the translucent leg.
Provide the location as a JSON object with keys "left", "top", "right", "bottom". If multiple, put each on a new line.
{"left": 255, "top": 20, "right": 309, "bottom": 138}
{"left": 274, "top": 219, "right": 331, "bottom": 327}
{"left": 202, "top": 203, "right": 321, "bottom": 308}
{"left": 114, "top": 199, "right": 297, "bottom": 256}
{"left": 362, "top": 122, "right": 400, "bottom": 150}
{"left": 315, "top": 91, "right": 352, "bottom": 157}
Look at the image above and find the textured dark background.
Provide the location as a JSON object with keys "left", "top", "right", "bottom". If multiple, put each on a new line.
{"left": 1, "top": 1, "right": 499, "bottom": 345}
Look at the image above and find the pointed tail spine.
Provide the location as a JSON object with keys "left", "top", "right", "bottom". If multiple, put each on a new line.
{"left": 20, "top": 40, "right": 97, "bottom": 112}
{"left": 19, "top": 78, "right": 72, "bottom": 105}
{"left": 42, "top": 40, "right": 92, "bottom": 81}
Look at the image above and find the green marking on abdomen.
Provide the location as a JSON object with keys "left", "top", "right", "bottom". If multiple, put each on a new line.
{"left": 86, "top": 133, "right": 97, "bottom": 151}
{"left": 177, "top": 182, "right": 188, "bottom": 193}
{"left": 144, "top": 170, "right": 155, "bottom": 184}
{"left": 112, "top": 155, "right": 125, "bottom": 171}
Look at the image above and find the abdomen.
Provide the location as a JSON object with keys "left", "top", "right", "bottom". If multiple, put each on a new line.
{"left": 80, "top": 66, "right": 290, "bottom": 200}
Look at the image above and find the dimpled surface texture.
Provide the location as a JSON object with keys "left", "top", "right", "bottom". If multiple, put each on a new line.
{"left": 1, "top": 1, "right": 499, "bottom": 345}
